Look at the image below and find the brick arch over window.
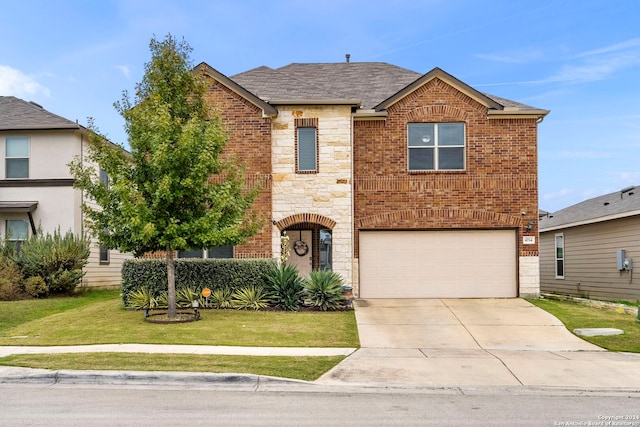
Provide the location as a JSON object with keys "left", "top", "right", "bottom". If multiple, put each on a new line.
{"left": 405, "top": 105, "right": 469, "bottom": 123}
{"left": 275, "top": 213, "right": 337, "bottom": 231}
{"left": 356, "top": 208, "right": 522, "bottom": 229}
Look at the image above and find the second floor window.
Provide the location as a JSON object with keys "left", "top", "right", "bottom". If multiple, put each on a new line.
{"left": 297, "top": 127, "right": 317, "bottom": 172}
{"left": 5, "top": 137, "right": 29, "bottom": 178}
{"left": 408, "top": 123, "right": 465, "bottom": 171}
{"left": 295, "top": 117, "right": 319, "bottom": 173}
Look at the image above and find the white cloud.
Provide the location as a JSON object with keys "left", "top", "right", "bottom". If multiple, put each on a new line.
{"left": 543, "top": 188, "right": 574, "bottom": 201}
{"left": 573, "top": 38, "right": 640, "bottom": 59}
{"left": 116, "top": 65, "right": 131, "bottom": 78}
{"left": 474, "top": 48, "right": 544, "bottom": 64}
{"left": 0, "top": 65, "right": 50, "bottom": 98}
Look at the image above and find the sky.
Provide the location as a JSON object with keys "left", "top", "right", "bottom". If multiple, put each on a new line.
{"left": 1, "top": 0, "right": 639, "bottom": 213}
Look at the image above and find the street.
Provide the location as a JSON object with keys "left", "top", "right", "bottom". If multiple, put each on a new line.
{"left": 1, "top": 384, "right": 638, "bottom": 426}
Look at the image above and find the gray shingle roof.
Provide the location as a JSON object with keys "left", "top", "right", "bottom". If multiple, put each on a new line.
{"left": 539, "top": 186, "right": 640, "bottom": 231}
{"left": 0, "top": 96, "right": 79, "bottom": 130}
{"left": 230, "top": 62, "right": 541, "bottom": 111}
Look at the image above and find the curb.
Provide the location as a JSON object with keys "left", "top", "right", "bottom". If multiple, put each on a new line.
{"left": 2, "top": 366, "right": 640, "bottom": 397}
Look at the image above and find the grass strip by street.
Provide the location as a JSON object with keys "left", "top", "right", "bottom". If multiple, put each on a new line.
{"left": 528, "top": 298, "right": 640, "bottom": 352}
{"left": 0, "top": 353, "right": 344, "bottom": 381}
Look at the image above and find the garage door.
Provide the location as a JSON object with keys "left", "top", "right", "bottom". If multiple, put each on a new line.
{"left": 359, "top": 230, "right": 517, "bottom": 298}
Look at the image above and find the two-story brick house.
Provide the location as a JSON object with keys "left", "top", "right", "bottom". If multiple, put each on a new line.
{"left": 195, "top": 61, "right": 548, "bottom": 299}
{"left": 0, "top": 96, "right": 131, "bottom": 287}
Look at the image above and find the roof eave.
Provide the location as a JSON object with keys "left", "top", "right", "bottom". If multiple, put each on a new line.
{"left": 266, "top": 99, "right": 361, "bottom": 106}
{"left": 0, "top": 125, "right": 81, "bottom": 131}
{"left": 487, "top": 109, "right": 550, "bottom": 120}
{"left": 194, "top": 62, "right": 278, "bottom": 117}
{"left": 540, "top": 209, "right": 640, "bottom": 232}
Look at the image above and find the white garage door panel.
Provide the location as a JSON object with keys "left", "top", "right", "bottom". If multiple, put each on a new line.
{"left": 359, "top": 230, "right": 516, "bottom": 298}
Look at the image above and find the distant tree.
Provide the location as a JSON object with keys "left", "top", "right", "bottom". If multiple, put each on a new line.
{"left": 70, "top": 34, "right": 261, "bottom": 318}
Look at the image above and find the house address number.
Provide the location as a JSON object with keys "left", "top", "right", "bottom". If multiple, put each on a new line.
{"left": 523, "top": 236, "right": 536, "bottom": 245}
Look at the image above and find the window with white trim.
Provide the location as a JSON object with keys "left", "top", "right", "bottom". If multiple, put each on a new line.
{"left": 555, "top": 233, "right": 564, "bottom": 279}
{"left": 5, "top": 137, "right": 29, "bottom": 178}
{"left": 408, "top": 123, "right": 465, "bottom": 171}
{"left": 6, "top": 219, "right": 29, "bottom": 251}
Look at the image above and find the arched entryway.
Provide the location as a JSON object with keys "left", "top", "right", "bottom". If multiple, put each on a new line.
{"left": 275, "top": 214, "right": 336, "bottom": 276}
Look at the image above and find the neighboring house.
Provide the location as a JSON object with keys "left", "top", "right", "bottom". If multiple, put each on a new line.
{"left": 0, "top": 96, "right": 131, "bottom": 287}
{"left": 539, "top": 186, "right": 640, "bottom": 302}
{"left": 191, "top": 61, "right": 548, "bottom": 298}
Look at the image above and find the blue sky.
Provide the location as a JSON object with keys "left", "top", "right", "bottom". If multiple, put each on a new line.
{"left": 1, "top": 0, "right": 639, "bottom": 213}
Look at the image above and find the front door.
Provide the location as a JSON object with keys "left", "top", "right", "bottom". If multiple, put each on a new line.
{"left": 287, "top": 230, "right": 313, "bottom": 276}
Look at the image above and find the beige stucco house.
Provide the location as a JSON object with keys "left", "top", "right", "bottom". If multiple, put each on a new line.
{"left": 0, "top": 96, "right": 131, "bottom": 287}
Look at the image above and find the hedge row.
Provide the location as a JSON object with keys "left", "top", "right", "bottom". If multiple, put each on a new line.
{"left": 121, "top": 258, "right": 275, "bottom": 303}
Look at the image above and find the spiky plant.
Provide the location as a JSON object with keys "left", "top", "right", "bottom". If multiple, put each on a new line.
{"left": 303, "top": 270, "right": 345, "bottom": 311}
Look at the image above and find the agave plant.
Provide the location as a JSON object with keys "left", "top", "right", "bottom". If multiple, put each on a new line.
{"left": 264, "top": 262, "right": 304, "bottom": 311}
{"left": 152, "top": 291, "right": 168, "bottom": 309}
{"left": 232, "top": 285, "right": 270, "bottom": 310}
{"left": 176, "top": 286, "right": 200, "bottom": 307}
{"left": 209, "top": 288, "right": 234, "bottom": 309}
{"left": 303, "top": 270, "right": 345, "bottom": 311}
{"left": 126, "top": 287, "right": 153, "bottom": 310}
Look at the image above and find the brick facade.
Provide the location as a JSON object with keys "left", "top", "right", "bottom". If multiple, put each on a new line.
{"left": 203, "top": 75, "right": 273, "bottom": 258}
{"left": 353, "top": 78, "right": 539, "bottom": 259}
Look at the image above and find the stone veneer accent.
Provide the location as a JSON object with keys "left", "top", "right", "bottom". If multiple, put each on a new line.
{"left": 519, "top": 256, "right": 540, "bottom": 297}
{"left": 271, "top": 106, "right": 353, "bottom": 286}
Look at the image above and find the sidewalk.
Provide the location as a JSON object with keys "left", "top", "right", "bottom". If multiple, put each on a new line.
{"left": 0, "top": 344, "right": 356, "bottom": 357}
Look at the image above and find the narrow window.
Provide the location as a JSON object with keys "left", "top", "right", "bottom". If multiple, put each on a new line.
{"left": 408, "top": 123, "right": 465, "bottom": 171}
{"left": 100, "top": 169, "right": 109, "bottom": 187}
{"left": 99, "top": 245, "right": 110, "bottom": 264}
{"left": 555, "top": 233, "right": 564, "bottom": 279}
{"left": 297, "top": 127, "right": 317, "bottom": 172}
{"left": 5, "top": 137, "right": 29, "bottom": 178}
{"left": 6, "top": 219, "right": 29, "bottom": 252}
{"left": 295, "top": 117, "right": 319, "bottom": 173}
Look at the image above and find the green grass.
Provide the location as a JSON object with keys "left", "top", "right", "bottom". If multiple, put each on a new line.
{"left": 528, "top": 298, "right": 640, "bottom": 352}
{"left": 0, "top": 289, "right": 358, "bottom": 380}
{"left": 0, "top": 353, "right": 344, "bottom": 381}
{"left": 0, "top": 288, "right": 119, "bottom": 335}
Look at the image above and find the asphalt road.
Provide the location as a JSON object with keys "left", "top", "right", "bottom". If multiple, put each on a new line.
{"left": 1, "top": 384, "right": 639, "bottom": 426}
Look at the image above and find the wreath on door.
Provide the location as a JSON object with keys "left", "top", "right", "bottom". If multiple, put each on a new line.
{"left": 293, "top": 230, "right": 309, "bottom": 256}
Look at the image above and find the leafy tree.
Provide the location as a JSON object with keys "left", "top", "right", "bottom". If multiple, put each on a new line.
{"left": 70, "top": 35, "right": 261, "bottom": 318}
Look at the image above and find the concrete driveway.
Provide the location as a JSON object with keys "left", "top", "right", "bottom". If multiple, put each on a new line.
{"left": 318, "top": 298, "right": 640, "bottom": 389}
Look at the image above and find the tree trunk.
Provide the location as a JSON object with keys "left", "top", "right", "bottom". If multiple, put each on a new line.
{"left": 166, "top": 245, "right": 177, "bottom": 318}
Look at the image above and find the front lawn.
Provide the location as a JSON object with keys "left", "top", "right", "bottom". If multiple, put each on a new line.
{"left": 528, "top": 297, "right": 640, "bottom": 352}
{"left": 0, "top": 289, "right": 359, "bottom": 380}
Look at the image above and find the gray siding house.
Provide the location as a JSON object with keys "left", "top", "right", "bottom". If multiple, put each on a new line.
{"left": 539, "top": 186, "right": 640, "bottom": 302}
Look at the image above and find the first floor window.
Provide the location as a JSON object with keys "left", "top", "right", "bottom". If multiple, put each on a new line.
{"left": 99, "top": 245, "right": 109, "bottom": 264}
{"left": 177, "top": 246, "right": 233, "bottom": 259}
{"left": 6, "top": 219, "right": 29, "bottom": 251}
{"left": 555, "top": 233, "right": 564, "bottom": 278}
{"left": 408, "top": 123, "right": 465, "bottom": 171}
{"left": 5, "top": 137, "right": 29, "bottom": 178}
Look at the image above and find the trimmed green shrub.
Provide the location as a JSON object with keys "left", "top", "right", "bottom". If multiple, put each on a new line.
{"left": 23, "top": 276, "right": 48, "bottom": 298}
{"left": 232, "top": 285, "right": 270, "bottom": 310}
{"left": 0, "top": 254, "right": 25, "bottom": 301}
{"left": 120, "top": 258, "right": 273, "bottom": 304}
{"left": 17, "top": 228, "right": 90, "bottom": 296}
{"left": 264, "top": 263, "right": 304, "bottom": 311}
{"left": 304, "top": 270, "right": 345, "bottom": 311}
